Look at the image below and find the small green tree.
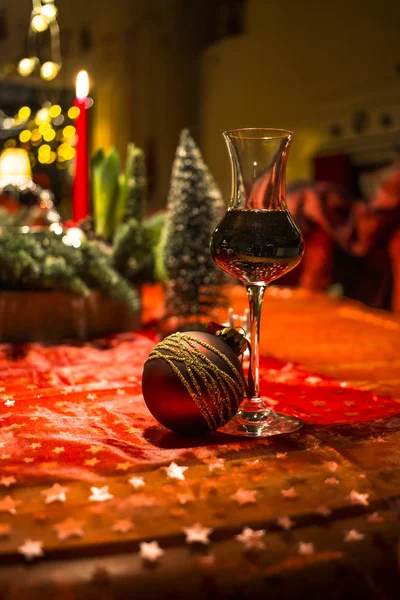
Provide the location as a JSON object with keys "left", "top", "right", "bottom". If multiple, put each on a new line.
{"left": 163, "top": 129, "right": 226, "bottom": 327}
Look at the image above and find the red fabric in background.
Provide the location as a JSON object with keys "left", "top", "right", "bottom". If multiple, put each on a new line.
{"left": 313, "top": 153, "right": 353, "bottom": 189}
{"left": 0, "top": 333, "right": 399, "bottom": 483}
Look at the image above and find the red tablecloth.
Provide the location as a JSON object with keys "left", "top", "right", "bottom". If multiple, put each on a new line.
{"left": 1, "top": 332, "right": 398, "bottom": 484}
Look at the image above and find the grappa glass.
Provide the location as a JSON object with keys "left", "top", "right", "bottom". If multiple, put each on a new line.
{"left": 210, "top": 128, "right": 304, "bottom": 437}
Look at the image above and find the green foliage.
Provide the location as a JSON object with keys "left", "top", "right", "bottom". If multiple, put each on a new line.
{"left": 0, "top": 230, "right": 139, "bottom": 312}
{"left": 92, "top": 147, "right": 120, "bottom": 239}
{"left": 112, "top": 211, "right": 167, "bottom": 284}
{"left": 91, "top": 143, "right": 146, "bottom": 240}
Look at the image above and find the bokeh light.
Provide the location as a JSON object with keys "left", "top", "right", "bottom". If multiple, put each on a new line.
{"left": 19, "top": 130, "right": 32, "bottom": 143}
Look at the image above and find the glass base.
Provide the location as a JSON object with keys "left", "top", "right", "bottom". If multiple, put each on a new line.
{"left": 220, "top": 397, "right": 303, "bottom": 438}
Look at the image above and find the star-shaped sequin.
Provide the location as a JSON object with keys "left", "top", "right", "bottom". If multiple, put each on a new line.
{"left": 0, "top": 495, "right": 20, "bottom": 514}
{"left": 140, "top": 541, "right": 164, "bottom": 562}
{"left": 315, "top": 505, "right": 332, "bottom": 517}
{"left": 208, "top": 458, "right": 225, "bottom": 472}
{"left": 30, "top": 442, "right": 42, "bottom": 449}
{"left": 3, "top": 398, "right": 15, "bottom": 407}
{"left": 177, "top": 491, "right": 195, "bottom": 505}
{"left": 183, "top": 523, "right": 213, "bottom": 545}
{"left": 0, "top": 523, "right": 11, "bottom": 537}
{"left": 52, "top": 447, "right": 65, "bottom": 455}
{"left": 23, "top": 457, "right": 34, "bottom": 463}
{"left": 325, "top": 477, "right": 339, "bottom": 486}
{"left": 305, "top": 376, "right": 322, "bottom": 385}
{"left": 128, "top": 476, "right": 145, "bottom": 489}
{"left": 116, "top": 388, "right": 126, "bottom": 396}
{"left": 276, "top": 452, "right": 288, "bottom": 459}
{"left": 236, "top": 527, "right": 265, "bottom": 550}
{"left": 231, "top": 489, "right": 257, "bottom": 506}
{"left": 87, "top": 393, "right": 98, "bottom": 401}
{"left": 162, "top": 462, "right": 188, "bottom": 481}
{"left": 18, "top": 539, "right": 44, "bottom": 561}
{"left": 89, "top": 486, "right": 114, "bottom": 502}
{"left": 344, "top": 529, "right": 365, "bottom": 542}
{"left": 112, "top": 519, "right": 134, "bottom": 534}
{"left": 86, "top": 446, "right": 103, "bottom": 454}
{"left": 116, "top": 462, "right": 132, "bottom": 472}
{"left": 367, "top": 512, "right": 384, "bottom": 523}
{"left": 41, "top": 483, "right": 68, "bottom": 504}
{"left": 298, "top": 542, "right": 315, "bottom": 555}
{"left": 324, "top": 461, "right": 338, "bottom": 472}
{"left": 84, "top": 457, "right": 100, "bottom": 467}
{"left": 281, "top": 487, "right": 298, "bottom": 500}
{"left": 348, "top": 490, "right": 369, "bottom": 506}
{"left": 277, "top": 515, "right": 294, "bottom": 530}
{"left": 0, "top": 476, "right": 16, "bottom": 487}
{"left": 53, "top": 518, "right": 85, "bottom": 541}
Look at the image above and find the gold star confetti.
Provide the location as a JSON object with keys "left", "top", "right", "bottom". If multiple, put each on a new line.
{"left": 89, "top": 486, "right": 114, "bottom": 502}
{"left": 116, "top": 389, "right": 126, "bottom": 396}
{"left": 0, "top": 476, "right": 16, "bottom": 487}
{"left": 128, "top": 476, "right": 145, "bottom": 490}
{"left": 277, "top": 515, "right": 294, "bottom": 530}
{"left": 30, "top": 442, "right": 42, "bottom": 449}
{"left": 162, "top": 462, "right": 188, "bottom": 481}
{"left": 281, "top": 487, "right": 298, "bottom": 500}
{"left": 231, "top": 489, "right": 257, "bottom": 506}
{"left": 324, "top": 477, "right": 339, "bottom": 486}
{"left": 0, "top": 523, "right": 11, "bottom": 537}
{"left": 18, "top": 539, "right": 44, "bottom": 561}
{"left": 23, "top": 457, "right": 34, "bottom": 463}
{"left": 0, "top": 496, "right": 21, "bottom": 514}
{"left": 344, "top": 529, "right": 365, "bottom": 542}
{"left": 84, "top": 457, "right": 100, "bottom": 467}
{"left": 53, "top": 518, "right": 85, "bottom": 541}
{"left": 53, "top": 447, "right": 65, "bottom": 455}
{"left": 112, "top": 519, "right": 134, "bottom": 534}
{"left": 183, "top": 523, "right": 213, "bottom": 545}
{"left": 324, "top": 461, "right": 338, "bottom": 472}
{"left": 140, "top": 541, "right": 164, "bottom": 562}
{"left": 177, "top": 491, "right": 195, "bottom": 505}
{"left": 276, "top": 452, "right": 288, "bottom": 459}
{"left": 208, "top": 458, "right": 225, "bottom": 472}
{"left": 86, "top": 446, "right": 103, "bottom": 454}
{"left": 315, "top": 505, "right": 332, "bottom": 517}
{"left": 367, "top": 511, "right": 384, "bottom": 523}
{"left": 3, "top": 398, "right": 15, "bottom": 407}
{"left": 116, "top": 462, "right": 132, "bottom": 472}
{"left": 305, "top": 376, "right": 322, "bottom": 385}
{"left": 298, "top": 542, "right": 315, "bottom": 555}
{"left": 41, "top": 483, "right": 68, "bottom": 504}
{"left": 236, "top": 527, "right": 265, "bottom": 550}
{"left": 348, "top": 490, "right": 369, "bottom": 506}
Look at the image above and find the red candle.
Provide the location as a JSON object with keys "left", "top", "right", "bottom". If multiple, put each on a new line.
{"left": 72, "top": 70, "right": 90, "bottom": 222}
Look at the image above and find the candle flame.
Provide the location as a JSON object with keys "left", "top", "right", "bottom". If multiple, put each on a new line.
{"left": 76, "top": 70, "right": 89, "bottom": 100}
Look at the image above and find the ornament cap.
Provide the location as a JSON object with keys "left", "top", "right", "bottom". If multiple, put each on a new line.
{"left": 207, "top": 322, "right": 248, "bottom": 356}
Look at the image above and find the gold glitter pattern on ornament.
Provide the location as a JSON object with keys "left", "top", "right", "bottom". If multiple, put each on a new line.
{"left": 145, "top": 333, "right": 245, "bottom": 431}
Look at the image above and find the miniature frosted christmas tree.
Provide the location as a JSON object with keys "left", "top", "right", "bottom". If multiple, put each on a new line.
{"left": 163, "top": 129, "right": 226, "bottom": 328}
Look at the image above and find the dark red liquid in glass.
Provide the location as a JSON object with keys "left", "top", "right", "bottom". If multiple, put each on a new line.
{"left": 211, "top": 209, "right": 304, "bottom": 285}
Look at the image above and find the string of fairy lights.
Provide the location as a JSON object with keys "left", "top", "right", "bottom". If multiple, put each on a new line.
{"left": 2, "top": 103, "right": 79, "bottom": 168}
{"left": 17, "top": 0, "right": 61, "bottom": 81}
{"left": 0, "top": 1, "right": 89, "bottom": 171}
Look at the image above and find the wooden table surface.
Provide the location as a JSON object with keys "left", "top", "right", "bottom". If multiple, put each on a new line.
{"left": 0, "top": 285, "right": 400, "bottom": 600}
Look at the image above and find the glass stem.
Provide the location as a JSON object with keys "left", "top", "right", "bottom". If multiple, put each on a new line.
{"left": 246, "top": 284, "right": 266, "bottom": 400}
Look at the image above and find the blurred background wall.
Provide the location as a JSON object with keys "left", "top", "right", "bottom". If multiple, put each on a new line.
{"left": 1, "top": 0, "right": 400, "bottom": 207}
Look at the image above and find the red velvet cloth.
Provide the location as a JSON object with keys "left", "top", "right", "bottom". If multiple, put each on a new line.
{"left": 1, "top": 333, "right": 399, "bottom": 483}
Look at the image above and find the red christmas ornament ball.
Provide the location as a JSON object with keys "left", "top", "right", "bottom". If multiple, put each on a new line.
{"left": 142, "top": 330, "right": 247, "bottom": 436}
